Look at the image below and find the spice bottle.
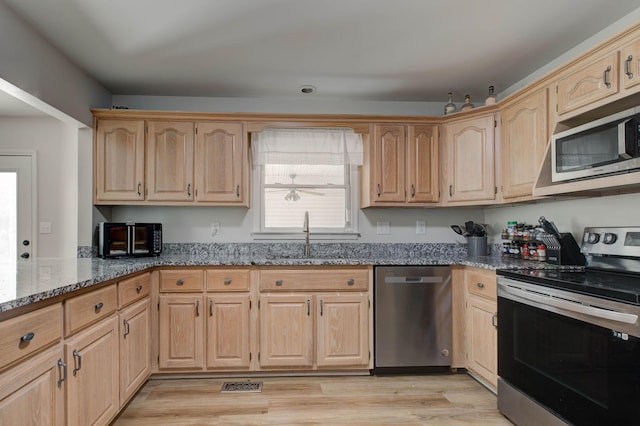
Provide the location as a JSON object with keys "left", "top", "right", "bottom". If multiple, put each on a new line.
{"left": 537, "top": 243, "right": 547, "bottom": 262}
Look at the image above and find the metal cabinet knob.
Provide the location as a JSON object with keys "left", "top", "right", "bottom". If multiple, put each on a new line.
{"left": 94, "top": 302, "right": 104, "bottom": 311}
{"left": 224, "top": 278, "right": 232, "bottom": 285}
{"left": 476, "top": 282, "right": 485, "bottom": 289}
{"left": 135, "top": 285, "right": 142, "bottom": 293}
{"left": 347, "top": 278, "right": 355, "bottom": 285}
{"left": 176, "top": 279, "right": 184, "bottom": 286}
{"left": 20, "top": 332, "right": 35, "bottom": 342}
{"left": 275, "top": 279, "right": 283, "bottom": 286}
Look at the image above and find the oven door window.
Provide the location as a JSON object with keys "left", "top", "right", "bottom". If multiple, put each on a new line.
{"left": 498, "top": 297, "right": 640, "bottom": 425}
{"left": 107, "top": 225, "right": 128, "bottom": 255}
{"left": 132, "top": 225, "right": 151, "bottom": 254}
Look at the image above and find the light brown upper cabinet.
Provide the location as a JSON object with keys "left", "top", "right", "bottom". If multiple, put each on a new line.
{"left": 146, "top": 121, "right": 195, "bottom": 202}
{"left": 442, "top": 112, "right": 497, "bottom": 204}
{"left": 500, "top": 87, "right": 549, "bottom": 200}
{"left": 94, "top": 118, "right": 249, "bottom": 206}
{"left": 557, "top": 51, "right": 619, "bottom": 115}
{"left": 556, "top": 28, "right": 640, "bottom": 118}
{"left": 361, "top": 124, "right": 439, "bottom": 207}
{"left": 95, "top": 119, "right": 145, "bottom": 202}
{"left": 194, "top": 122, "right": 248, "bottom": 204}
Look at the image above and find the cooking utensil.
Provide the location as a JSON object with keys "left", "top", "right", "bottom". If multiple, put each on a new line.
{"left": 451, "top": 225, "right": 464, "bottom": 235}
{"left": 473, "top": 223, "right": 487, "bottom": 237}
{"left": 465, "top": 221, "right": 475, "bottom": 236}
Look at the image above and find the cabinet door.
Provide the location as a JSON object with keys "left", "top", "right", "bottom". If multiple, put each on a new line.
{"left": 65, "top": 316, "right": 119, "bottom": 426}
{"left": 206, "top": 294, "right": 250, "bottom": 369}
{"left": 372, "top": 124, "right": 406, "bottom": 203}
{"left": 407, "top": 125, "right": 439, "bottom": 203}
{"left": 465, "top": 295, "right": 498, "bottom": 389}
{"left": 316, "top": 294, "right": 369, "bottom": 368}
{"left": 621, "top": 39, "right": 640, "bottom": 91}
{"left": 501, "top": 88, "right": 548, "bottom": 199}
{"left": 0, "top": 345, "right": 65, "bottom": 426}
{"left": 158, "top": 295, "right": 204, "bottom": 370}
{"left": 557, "top": 52, "right": 619, "bottom": 115}
{"left": 119, "top": 298, "right": 151, "bottom": 406}
{"left": 259, "top": 294, "right": 313, "bottom": 368}
{"left": 195, "top": 122, "right": 247, "bottom": 204}
{"left": 95, "top": 119, "right": 145, "bottom": 201}
{"left": 445, "top": 114, "right": 495, "bottom": 202}
{"left": 146, "top": 121, "right": 195, "bottom": 201}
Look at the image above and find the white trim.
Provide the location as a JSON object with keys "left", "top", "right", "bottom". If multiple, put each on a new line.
{"left": 0, "top": 150, "right": 38, "bottom": 258}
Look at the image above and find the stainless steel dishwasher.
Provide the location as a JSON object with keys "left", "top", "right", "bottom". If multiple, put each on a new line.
{"left": 374, "top": 266, "right": 452, "bottom": 369}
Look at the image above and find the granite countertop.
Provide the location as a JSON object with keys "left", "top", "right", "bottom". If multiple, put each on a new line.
{"left": 0, "top": 251, "right": 563, "bottom": 314}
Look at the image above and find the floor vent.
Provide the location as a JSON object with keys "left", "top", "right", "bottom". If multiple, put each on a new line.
{"left": 220, "top": 380, "right": 263, "bottom": 393}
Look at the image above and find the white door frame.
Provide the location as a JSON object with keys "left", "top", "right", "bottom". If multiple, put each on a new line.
{"left": 0, "top": 150, "right": 38, "bottom": 258}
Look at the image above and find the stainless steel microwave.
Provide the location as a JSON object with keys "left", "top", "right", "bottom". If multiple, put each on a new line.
{"left": 98, "top": 222, "right": 162, "bottom": 258}
{"left": 551, "top": 105, "right": 640, "bottom": 182}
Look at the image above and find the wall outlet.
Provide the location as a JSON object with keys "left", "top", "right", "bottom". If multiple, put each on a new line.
{"left": 39, "top": 221, "right": 52, "bottom": 234}
{"left": 416, "top": 220, "right": 426, "bottom": 235}
{"left": 376, "top": 221, "right": 390, "bottom": 235}
{"left": 210, "top": 222, "right": 220, "bottom": 236}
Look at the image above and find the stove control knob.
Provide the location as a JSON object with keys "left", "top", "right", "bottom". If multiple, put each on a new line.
{"left": 586, "top": 232, "right": 600, "bottom": 244}
{"left": 602, "top": 233, "right": 617, "bottom": 245}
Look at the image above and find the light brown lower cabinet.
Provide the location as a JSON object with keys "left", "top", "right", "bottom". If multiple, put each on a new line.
{"left": 464, "top": 268, "right": 498, "bottom": 390}
{"left": 0, "top": 345, "right": 66, "bottom": 426}
{"left": 119, "top": 297, "right": 151, "bottom": 405}
{"left": 206, "top": 294, "right": 251, "bottom": 369}
{"left": 158, "top": 294, "right": 205, "bottom": 370}
{"left": 258, "top": 293, "right": 370, "bottom": 369}
{"left": 64, "top": 315, "right": 119, "bottom": 426}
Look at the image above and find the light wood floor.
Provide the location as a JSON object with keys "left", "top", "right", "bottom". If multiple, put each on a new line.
{"left": 112, "top": 373, "right": 513, "bottom": 425}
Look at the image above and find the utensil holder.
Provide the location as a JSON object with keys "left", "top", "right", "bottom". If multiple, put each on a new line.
{"left": 467, "top": 236, "right": 488, "bottom": 257}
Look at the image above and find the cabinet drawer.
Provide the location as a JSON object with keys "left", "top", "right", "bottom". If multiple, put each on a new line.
{"left": 65, "top": 284, "right": 117, "bottom": 336}
{"left": 259, "top": 269, "right": 369, "bottom": 291}
{"left": 466, "top": 269, "right": 497, "bottom": 300}
{"left": 0, "top": 303, "right": 62, "bottom": 370}
{"left": 206, "top": 269, "right": 249, "bottom": 291}
{"left": 118, "top": 272, "right": 151, "bottom": 308}
{"left": 159, "top": 270, "right": 204, "bottom": 292}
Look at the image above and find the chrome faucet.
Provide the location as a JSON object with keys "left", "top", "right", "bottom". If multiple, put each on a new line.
{"left": 303, "top": 211, "right": 310, "bottom": 257}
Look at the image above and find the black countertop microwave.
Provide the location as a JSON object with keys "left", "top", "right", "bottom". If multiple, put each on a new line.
{"left": 551, "top": 105, "right": 640, "bottom": 182}
{"left": 99, "top": 222, "right": 162, "bottom": 258}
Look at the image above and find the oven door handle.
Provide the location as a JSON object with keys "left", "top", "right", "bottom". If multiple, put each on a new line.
{"left": 500, "top": 285, "right": 639, "bottom": 325}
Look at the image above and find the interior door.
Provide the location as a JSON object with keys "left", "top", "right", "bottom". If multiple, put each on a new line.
{"left": 0, "top": 154, "right": 33, "bottom": 261}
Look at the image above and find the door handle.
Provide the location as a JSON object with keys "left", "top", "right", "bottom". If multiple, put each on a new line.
{"left": 195, "top": 300, "right": 200, "bottom": 317}
{"left": 72, "top": 349, "right": 82, "bottom": 376}
{"left": 123, "top": 319, "right": 130, "bottom": 338}
{"left": 137, "top": 182, "right": 142, "bottom": 196}
{"left": 57, "top": 359, "right": 67, "bottom": 388}
{"left": 491, "top": 313, "right": 498, "bottom": 328}
{"left": 603, "top": 65, "right": 612, "bottom": 89}
{"left": 307, "top": 299, "right": 311, "bottom": 316}
{"left": 209, "top": 299, "right": 213, "bottom": 316}
{"left": 625, "top": 55, "right": 634, "bottom": 79}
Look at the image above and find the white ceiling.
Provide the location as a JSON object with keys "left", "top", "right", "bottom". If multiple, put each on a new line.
{"left": 3, "top": 0, "right": 640, "bottom": 112}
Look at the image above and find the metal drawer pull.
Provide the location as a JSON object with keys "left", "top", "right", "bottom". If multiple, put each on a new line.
{"left": 224, "top": 278, "right": 232, "bottom": 285}
{"left": 210, "top": 299, "right": 213, "bottom": 316}
{"left": 347, "top": 278, "right": 355, "bottom": 285}
{"left": 72, "top": 350, "right": 82, "bottom": 376}
{"left": 449, "top": 185, "right": 453, "bottom": 197}
{"left": 320, "top": 300, "right": 324, "bottom": 316}
{"left": 236, "top": 184, "right": 240, "bottom": 197}
{"left": 57, "top": 359, "right": 67, "bottom": 388}
{"left": 411, "top": 184, "right": 416, "bottom": 198}
{"left": 176, "top": 279, "right": 184, "bottom": 286}
{"left": 377, "top": 184, "right": 381, "bottom": 197}
{"left": 137, "top": 182, "right": 142, "bottom": 196}
{"left": 123, "top": 319, "right": 130, "bottom": 338}
{"left": 307, "top": 299, "right": 311, "bottom": 316}
{"left": 195, "top": 300, "right": 200, "bottom": 317}
{"left": 135, "top": 285, "right": 143, "bottom": 293}
{"left": 94, "top": 302, "right": 104, "bottom": 311}
{"left": 476, "top": 282, "right": 485, "bottom": 289}
{"left": 20, "top": 332, "right": 35, "bottom": 342}
{"left": 492, "top": 313, "right": 498, "bottom": 328}
{"left": 625, "top": 55, "right": 634, "bottom": 79}
{"left": 603, "top": 65, "right": 612, "bottom": 88}
{"left": 275, "top": 279, "right": 283, "bottom": 286}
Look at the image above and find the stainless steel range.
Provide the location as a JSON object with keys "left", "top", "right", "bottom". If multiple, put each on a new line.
{"left": 496, "top": 226, "right": 640, "bottom": 426}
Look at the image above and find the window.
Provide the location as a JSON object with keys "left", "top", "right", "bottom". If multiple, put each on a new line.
{"left": 251, "top": 128, "right": 362, "bottom": 237}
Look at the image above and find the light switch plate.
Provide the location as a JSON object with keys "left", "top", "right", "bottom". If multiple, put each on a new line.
{"left": 210, "top": 222, "right": 220, "bottom": 236}
{"left": 39, "top": 221, "right": 52, "bottom": 234}
{"left": 377, "top": 221, "right": 390, "bottom": 235}
{"left": 416, "top": 220, "right": 426, "bottom": 235}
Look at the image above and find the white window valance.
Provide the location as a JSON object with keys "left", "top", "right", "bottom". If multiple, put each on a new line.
{"left": 251, "top": 128, "right": 363, "bottom": 166}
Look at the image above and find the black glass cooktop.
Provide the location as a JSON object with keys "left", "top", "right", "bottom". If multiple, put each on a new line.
{"left": 497, "top": 268, "right": 640, "bottom": 305}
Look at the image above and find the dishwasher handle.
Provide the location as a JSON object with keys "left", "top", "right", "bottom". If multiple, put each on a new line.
{"left": 383, "top": 276, "right": 444, "bottom": 284}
